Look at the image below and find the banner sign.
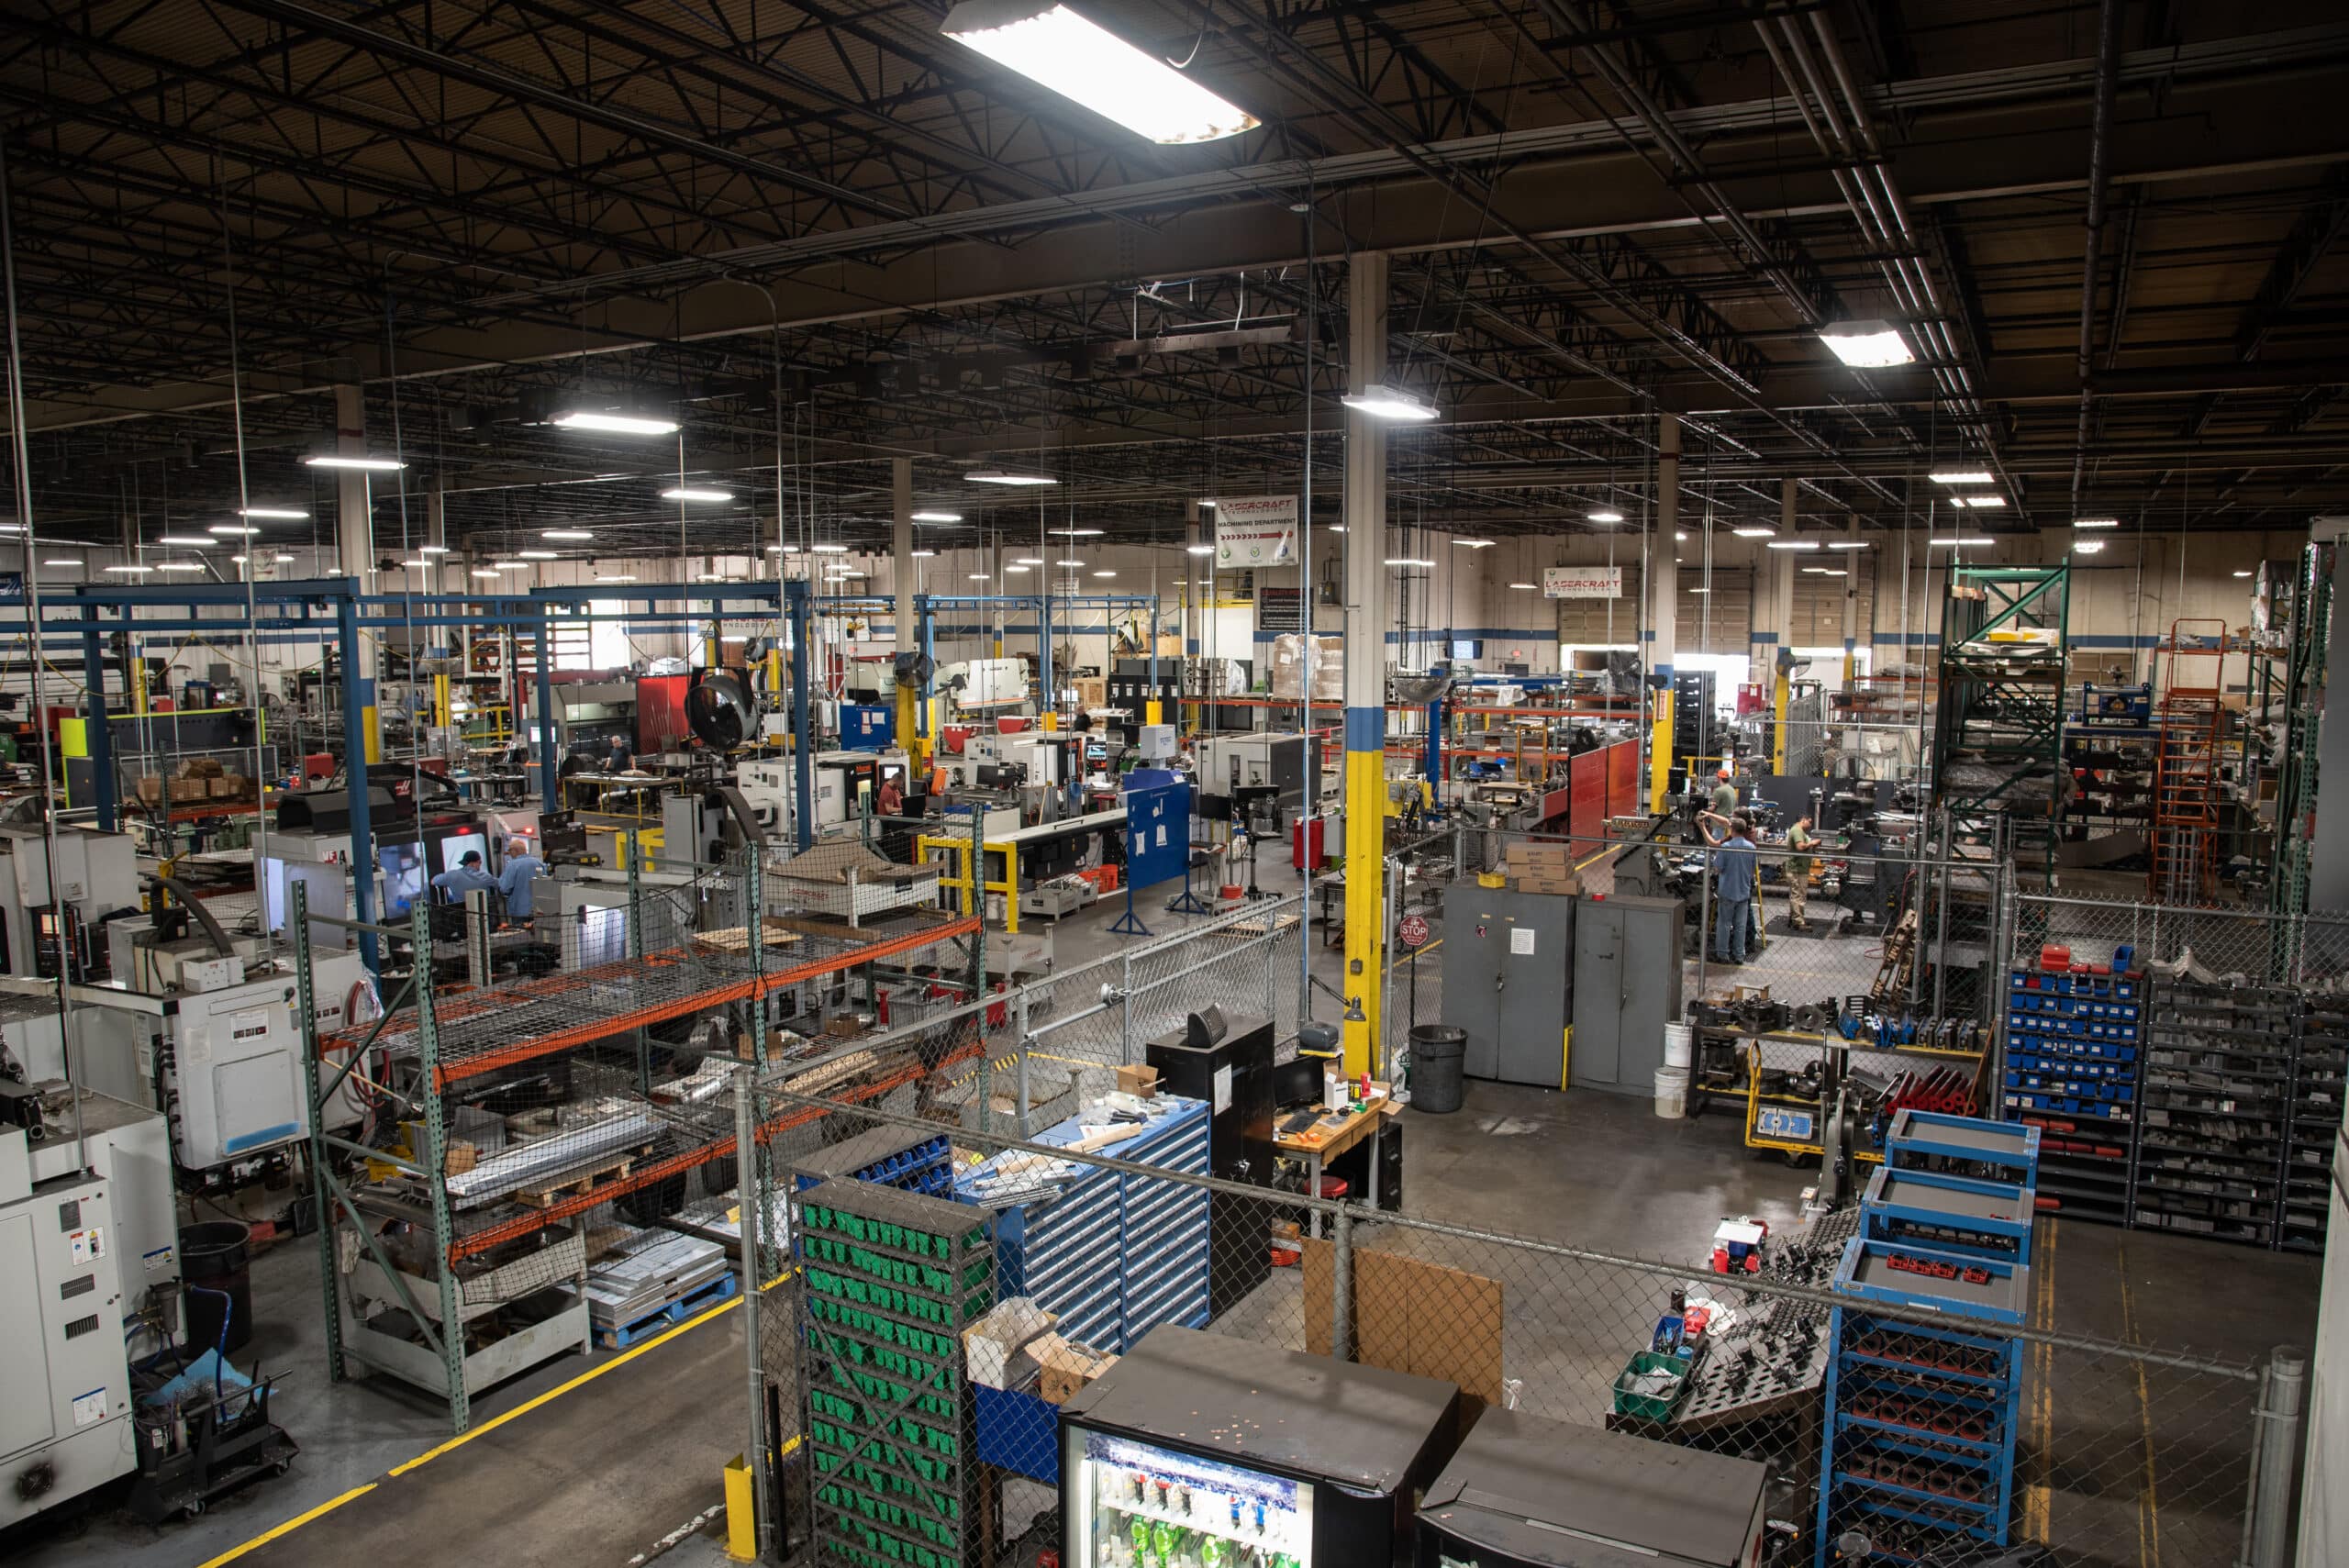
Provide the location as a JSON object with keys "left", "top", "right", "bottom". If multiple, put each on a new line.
{"left": 1213, "top": 495, "right": 1297, "bottom": 570}
{"left": 1543, "top": 565, "right": 1622, "bottom": 599}
{"left": 1256, "top": 585, "right": 1304, "bottom": 632}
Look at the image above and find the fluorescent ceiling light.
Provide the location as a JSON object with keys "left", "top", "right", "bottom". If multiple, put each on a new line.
{"left": 1453, "top": 538, "right": 1495, "bottom": 549}
{"left": 1055, "top": 558, "right": 1085, "bottom": 567}
{"left": 490, "top": 561, "right": 531, "bottom": 570}
{"left": 911, "top": 510, "right": 963, "bottom": 523}
{"left": 305, "top": 453, "right": 406, "bottom": 471}
{"left": 1093, "top": 569, "right": 1117, "bottom": 577}
{"left": 43, "top": 557, "right": 82, "bottom": 567}
{"left": 940, "top": 0, "right": 1259, "bottom": 145}
{"left": 541, "top": 529, "right": 595, "bottom": 541}
{"left": 2232, "top": 568, "right": 2252, "bottom": 576}
{"left": 1818, "top": 569, "right": 1849, "bottom": 577}
{"left": 1384, "top": 557, "right": 1435, "bottom": 568}
{"left": 471, "top": 568, "right": 501, "bottom": 578}
{"left": 518, "top": 549, "right": 558, "bottom": 560}
{"left": 660, "top": 487, "right": 731, "bottom": 503}
{"left": 1731, "top": 527, "right": 1775, "bottom": 539}
{"left": 1687, "top": 586, "right": 1711, "bottom": 595}
{"left": 695, "top": 573, "right": 736, "bottom": 582}
{"left": 401, "top": 559, "right": 430, "bottom": 568}
{"left": 1003, "top": 564, "right": 1030, "bottom": 573}
{"left": 1826, "top": 540, "right": 1870, "bottom": 550}
{"left": 1197, "top": 500, "right": 1218, "bottom": 509}
{"left": 1587, "top": 510, "right": 1624, "bottom": 525}
{"left": 596, "top": 573, "right": 639, "bottom": 583}
{"left": 273, "top": 553, "right": 295, "bottom": 562}
{"left": 810, "top": 543, "right": 850, "bottom": 554}
{"left": 158, "top": 534, "right": 214, "bottom": 547}
{"left": 1050, "top": 527, "right": 1104, "bottom": 537}
{"left": 1328, "top": 525, "right": 1345, "bottom": 533}
{"left": 1765, "top": 539, "right": 1822, "bottom": 550}
{"left": 1928, "top": 537, "right": 1996, "bottom": 547}
{"left": 966, "top": 468, "right": 1058, "bottom": 486}
{"left": 1015, "top": 556, "right": 1046, "bottom": 565}
{"left": 969, "top": 573, "right": 992, "bottom": 581}
{"left": 2074, "top": 517, "right": 2121, "bottom": 528}
{"left": 154, "top": 562, "right": 206, "bottom": 573}
{"left": 1508, "top": 582, "right": 1537, "bottom": 591}
{"left": 912, "top": 550, "right": 939, "bottom": 559}
{"left": 828, "top": 570, "right": 867, "bottom": 579}
{"left": 551, "top": 409, "right": 677, "bottom": 436}
{"left": 104, "top": 564, "right": 154, "bottom": 574}
{"left": 1953, "top": 495, "right": 2009, "bottom": 509}
{"left": 1185, "top": 544, "right": 1214, "bottom": 555}
{"left": 419, "top": 544, "right": 451, "bottom": 555}
{"left": 239, "top": 506, "right": 306, "bottom": 520}
{"left": 1817, "top": 318, "right": 1913, "bottom": 368}
{"left": 1929, "top": 471, "right": 1994, "bottom": 485}
{"left": 208, "top": 524, "right": 260, "bottom": 536}
{"left": 719, "top": 635, "right": 750, "bottom": 644}
{"left": 2076, "top": 542, "right": 2109, "bottom": 555}
{"left": 1341, "top": 384, "right": 1440, "bottom": 421}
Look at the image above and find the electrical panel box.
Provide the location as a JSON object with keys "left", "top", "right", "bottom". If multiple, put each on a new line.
{"left": 1136, "top": 723, "right": 1177, "bottom": 762}
{"left": 0, "top": 1155, "right": 135, "bottom": 1528}
{"left": 1441, "top": 884, "right": 1576, "bottom": 1087}
{"left": 74, "top": 973, "right": 311, "bottom": 1170}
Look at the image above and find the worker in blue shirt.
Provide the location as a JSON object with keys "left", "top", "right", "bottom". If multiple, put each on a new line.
{"left": 1698, "top": 810, "right": 1758, "bottom": 965}
{"left": 498, "top": 837, "right": 547, "bottom": 922}
{"left": 430, "top": 849, "right": 501, "bottom": 906}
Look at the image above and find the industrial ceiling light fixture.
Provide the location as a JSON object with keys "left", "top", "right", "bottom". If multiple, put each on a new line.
{"left": 154, "top": 562, "right": 206, "bottom": 573}
{"left": 1731, "top": 527, "right": 1776, "bottom": 539}
{"left": 1508, "top": 581, "right": 1538, "bottom": 591}
{"left": 1826, "top": 540, "right": 1871, "bottom": 550}
{"left": 2077, "top": 542, "right": 2110, "bottom": 555}
{"left": 1341, "top": 384, "right": 1440, "bottom": 421}
{"left": 1953, "top": 495, "right": 2009, "bottom": 509}
{"left": 491, "top": 561, "right": 532, "bottom": 570}
{"left": 1765, "top": 539, "right": 1823, "bottom": 550}
{"left": 1050, "top": 527, "right": 1104, "bottom": 537}
{"left": 471, "top": 568, "right": 501, "bottom": 579}
{"left": 273, "top": 553, "right": 296, "bottom": 563}
{"left": 104, "top": 564, "right": 154, "bottom": 574}
{"left": 239, "top": 506, "right": 307, "bottom": 520}
{"left": 1928, "top": 537, "right": 1996, "bottom": 548}
{"left": 940, "top": 0, "right": 1259, "bottom": 145}
{"left": 911, "top": 510, "right": 963, "bottom": 524}
{"left": 551, "top": 408, "right": 678, "bottom": 436}
{"left": 966, "top": 468, "right": 1058, "bottom": 485}
{"left": 43, "top": 558, "right": 82, "bottom": 567}
{"left": 810, "top": 543, "right": 851, "bottom": 553}
{"left": 1929, "top": 470, "right": 1994, "bottom": 485}
{"left": 1383, "top": 557, "right": 1435, "bottom": 568}
{"left": 2074, "top": 517, "right": 2121, "bottom": 528}
{"left": 304, "top": 453, "right": 406, "bottom": 471}
{"left": 1587, "top": 510, "right": 1624, "bottom": 525}
{"left": 1817, "top": 318, "right": 1914, "bottom": 368}
{"left": 2232, "top": 567, "right": 2253, "bottom": 576}
{"left": 542, "top": 529, "right": 595, "bottom": 541}
{"left": 660, "top": 486, "right": 731, "bottom": 503}
{"left": 1453, "top": 538, "right": 1495, "bottom": 549}
{"left": 419, "top": 544, "right": 451, "bottom": 554}
{"left": 1055, "top": 558, "right": 1085, "bottom": 567}
{"left": 1185, "top": 543, "right": 1214, "bottom": 555}
{"left": 207, "top": 525, "right": 261, "bottom": 536}
{"left": 969, "top": 573, "right": 992, "bottom": 581}
{"left": 158, "top": 534, "right": 215, "bottom": 547}
{"left": 912, "top": 550, "right": 938, "bottom": 560}
{"left": 596, "top": 573, "right": 640, "bottom": 583}
{"left": 518, "top": 549, "right": 558, "bottom": 560}
{"left": 1015, "top": 556, "right": 1046, "bottom": 565}
{"left": 1094, "top": 569, "right": 1117, "bottom": 577}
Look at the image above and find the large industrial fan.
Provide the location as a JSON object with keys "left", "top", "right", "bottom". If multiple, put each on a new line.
{"left": 685, "top": 670, "right": 758, "bottom": 750}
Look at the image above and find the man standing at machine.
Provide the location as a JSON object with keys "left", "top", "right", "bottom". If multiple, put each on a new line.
{"left": 604, "top": 731, "right": 634, "bottom": 773}
{"left": 430, "top": 848, "right": 501, "bottom": 906}
{"left": 497, "top": 836, "right": 547, "bottom": 926}
{"left": 1710, "top": 765, "right": 1739, "bottom": 820}
{"left": 1698, "top": 810, "right": 1758, "bottom": 965}
{"left": 1782, "top": 813, "right": 1817, "bottom": 933}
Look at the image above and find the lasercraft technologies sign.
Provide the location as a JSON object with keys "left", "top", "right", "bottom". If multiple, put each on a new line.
{"left": 1213, "top": 495, "right": 1298, "bottom": 570}
{"left": 1543, "top": 565, "right": 1623, "bottom": 599}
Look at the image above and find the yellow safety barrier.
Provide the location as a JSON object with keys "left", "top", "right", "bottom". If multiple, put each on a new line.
{"left": 918, "top": 833, "right": 1021, "bottom": 933}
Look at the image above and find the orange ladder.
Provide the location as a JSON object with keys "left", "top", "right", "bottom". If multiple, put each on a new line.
{"left": 2148, "top": 619, "right": 2229, "bottom": 901}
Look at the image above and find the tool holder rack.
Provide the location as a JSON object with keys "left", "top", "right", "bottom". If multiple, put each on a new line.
{"left": 2134, "top": 981, "right": 2295, "bottom": 1248}
{"left": 793, "top": 1179, "right": 996, "bottom": 1568}
{"left": 1999, "top": 965, "right": 2138, "bottom": 1225}
{"left": 1886, "top": 1107, "right": 2042, "bottom": 1187}
{"left": 1861, "top": 1166, "right": 2037, "bottom": 1264}
{"left": 1815, "top": 1234, "right": 2030, "bottom": 1565}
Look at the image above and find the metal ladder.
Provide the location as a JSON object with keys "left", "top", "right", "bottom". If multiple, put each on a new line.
{"left": 2150, "top": 619, "right": 2229, "bottom": 902}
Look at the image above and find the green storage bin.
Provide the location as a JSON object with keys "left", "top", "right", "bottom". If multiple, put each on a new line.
{"left": 1611, "top": 1350, "right": 1692, "bottom": 1421}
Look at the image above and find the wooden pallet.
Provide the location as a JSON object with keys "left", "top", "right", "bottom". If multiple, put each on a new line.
{"left": 1217, "top": 910, "right": 1302, "bottom": 937}
{"left": 512, "top": 1146, "right": 651, "bottom": 1208}
{"left": 692, "top": 919, "right": 805, "bottom": 955}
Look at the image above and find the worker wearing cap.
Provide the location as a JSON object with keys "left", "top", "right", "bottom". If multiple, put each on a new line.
{"left": 1709, "top": 767, "right": 1739, "bottom": 820}
{"left": 1783, "top": 815, "right": 1817, "bottom": 933}
{"left": 497, "top": 837, "right": 547, "bottom": 921}
{"left": 430, "top": 849, "right": 500, "bottom": 905}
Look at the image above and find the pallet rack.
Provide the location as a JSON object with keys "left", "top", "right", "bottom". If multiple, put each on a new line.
{"left": 1999, "top": 964, "right": 2140, "bottom": 1226}
{"left": 1816, "top": 1233, "right": 2028, "bottom": 1566}
{"left": 2285, "top": 999, "right": 2349, "bottom": 1252}
{"left": 2134, "top": 981, "right": 2295, "bottom": 1247}
{"left": 1931, "top": 565, "right": 2071, "bottom": 883}
{"left": 2271, "top": 541, "right": 2335, "bottom": 915}
{"left": 795, "top": 1178, "right": 995, "bottom": 1568}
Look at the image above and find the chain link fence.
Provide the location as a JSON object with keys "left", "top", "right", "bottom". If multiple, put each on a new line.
{"left": 718, "top": 882, "right": 2299, "bottom": 1568}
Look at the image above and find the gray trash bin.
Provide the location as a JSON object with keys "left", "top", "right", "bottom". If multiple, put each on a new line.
{"left": 1409, "top": 1025, "right": 1467, "bottom": 1114}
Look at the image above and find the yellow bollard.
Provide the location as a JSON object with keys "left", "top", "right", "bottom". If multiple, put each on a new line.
{"left": 724, "top": 1453, "right": 756, "bottom": 1561}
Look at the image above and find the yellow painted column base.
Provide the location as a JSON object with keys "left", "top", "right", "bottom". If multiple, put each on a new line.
{"left": 1648, "top": 693, "right": 1675, "bottom": 814}
{"left": 724, "top": 1454, "right": 757, "bottom": 1562}
{"left": 1772, "top": 671, "right": 1790, "bottom": 777}
{"left": 1145, "top": 698, "right": 1163, "bottom": 726}
{"left": 1340, "top": 746, "right": 1386, "bottom": 1077}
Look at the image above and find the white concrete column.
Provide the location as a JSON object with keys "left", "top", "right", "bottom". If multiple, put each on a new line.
{"left": 333, "top": 384, "right": 381, "bottom": 762}
{"left": 1340, "top": 251, "right": 1390, "bottom": 1077}
{"left": 1842, "top": 513, "right": 1863, "bottom": 688}
{"left": 1646, "top": 414, "right": 1679, "bottom": 809}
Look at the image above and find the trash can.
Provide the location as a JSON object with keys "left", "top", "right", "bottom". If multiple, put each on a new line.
{"left": 1409, "top": 1025, "right": 1467, "bottom": 1114}
{"left": 180, "top": 1221, "right": 253, "bottom": 1355}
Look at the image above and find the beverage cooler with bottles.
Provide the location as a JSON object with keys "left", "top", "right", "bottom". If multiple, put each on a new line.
{"left": 1058, "top": 1326, "right": 1463, "bottom": 1568}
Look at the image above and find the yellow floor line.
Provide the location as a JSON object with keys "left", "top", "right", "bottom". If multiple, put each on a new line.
{"left": 2027, "top": 1218, "right": 2058, "bottom": 1539}
{"left": 195, "top": 1483, "right": 378, "bottom": 1568}
{"left": 2118, "top": 1242, "right": 2163, "bottom": 1567}
{"left": 203, "top": 1286, "right": 751, "bottom": 1563}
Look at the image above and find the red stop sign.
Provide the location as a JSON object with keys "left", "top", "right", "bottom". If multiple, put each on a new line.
{"left": 1397, "top": 913, "right": 1431, "bottom": 949}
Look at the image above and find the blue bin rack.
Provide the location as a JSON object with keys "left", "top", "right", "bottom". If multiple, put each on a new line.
{"left": 2000, "top": 965, "right": 2144, "bottom": 1226}
{"left": 1816, "top": 1235, "right": 2030, "bottom": 1564}
{"left": 794, "top": 1125, "right": 955, "bottom": 1199}
{"left": 1885, "top": 1109, "right": 2041, "bottom": 1188}
{"left": 953, "top": 1095, "right": 1209, "bottom": 1354}
{"left": 1861, "top": 1166, "right": 2037, "bottom": 1265}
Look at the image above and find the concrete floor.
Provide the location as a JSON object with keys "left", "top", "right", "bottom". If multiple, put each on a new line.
{"left": 4, "top": 876, "right": 2322, "bottom": 1568}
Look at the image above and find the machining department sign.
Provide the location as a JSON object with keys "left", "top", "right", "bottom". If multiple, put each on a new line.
{"left": 1543, "top": 565, "right": 1622, "bottom": 599}
{"left": 1213, "top": 495, "right": 1298, "bottom": 570}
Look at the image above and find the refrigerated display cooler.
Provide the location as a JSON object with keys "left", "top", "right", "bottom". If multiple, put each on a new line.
{"left": 1059, "top": 1325, "right": 1462, "bottom": 1568}
{"left": 1415, "top": 1408, "right": 1768, "bottom": 1568}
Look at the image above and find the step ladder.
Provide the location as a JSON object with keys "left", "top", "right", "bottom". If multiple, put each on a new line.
{"left": 2149, "top": 620, "right": 2228, "bottom": 902}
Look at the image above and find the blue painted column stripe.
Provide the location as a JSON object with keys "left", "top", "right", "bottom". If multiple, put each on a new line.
{"left": 1343, "top": 706, "right": 1386, "bottom": 751}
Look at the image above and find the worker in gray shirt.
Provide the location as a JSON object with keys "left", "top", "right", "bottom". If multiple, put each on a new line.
{"left": 430, "top": 849, "right": 500, "bottom": 905}
{"left": 498, "top": 837, "right": 547, "bottom": 923}
{"left": 1698, "top": 810, "right": 1758, "bottom": 965}
{"left": 1709, "top": 766, "right": 1739, "bottom": 820}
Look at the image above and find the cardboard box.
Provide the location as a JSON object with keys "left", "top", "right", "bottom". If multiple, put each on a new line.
{"left": 1033, "top": 1334, "right": 1117, "bottom": 1405}
{"left": 1114, "top": 1063, "right": 1161, "bottom": 1098}
{"left": 443, "top": 1140, "right": 478, "bottom": 1175}
{"left": 963, "top": 1296, "right": 1057, "bottom": 1390}
{"left": 1511, "top": 873, "right": 1580, "bottom": 897}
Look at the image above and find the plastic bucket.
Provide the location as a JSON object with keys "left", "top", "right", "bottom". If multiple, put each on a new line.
{"left": 1653, "top": 1066, "right": 1690, "bottom": 1119}
{"left": 1409, "top": 1025, "right": 1468, "bottom": 1115}
{"left": 180, "top": 1221, "right": 254, "bottom": 1354}
{"left": 1663, "top": 1023, "right": 1694, "bottom": 1070}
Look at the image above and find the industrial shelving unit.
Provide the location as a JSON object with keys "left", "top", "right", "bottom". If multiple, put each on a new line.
{"left": 2285, "top": 999, "right": 2349, "bottom": 1252}
{"left": 2133, "top": 981, "right": 2295, "bottom": 1247}
{"left": 2149, "top": 623, "right": 2231, "bottom": 902}
{"left": 2000, "top": 963, "right": 2143, "bottom": 1227}
{"left": 795, "top": 1178, "right": 995, "bottom": 1568}
{"left": 1931, "top": 565, "right": 2070, "bottom": 884}
{"left": 2272, "top": 541, "right": 2335, "bottom": 915}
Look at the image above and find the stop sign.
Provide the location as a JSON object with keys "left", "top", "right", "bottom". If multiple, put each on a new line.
{"left": 1397, "top": 913, "right": 1431, "bottom": 950}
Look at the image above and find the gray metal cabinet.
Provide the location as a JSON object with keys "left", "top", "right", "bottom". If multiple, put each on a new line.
{"left": 1571, "top": 895, "right": 1686, "bottom": 1095}
{"left": 1440, "top": 884, "right": 1575, "bottom": 1087}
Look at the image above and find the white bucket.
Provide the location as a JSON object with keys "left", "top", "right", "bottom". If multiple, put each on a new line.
{"left": 1653, "top": 1065, "right": 1690, "bottom": 1119}
{"left": 1663, "top": 1023, "right": 1694, "bottom": 1070}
